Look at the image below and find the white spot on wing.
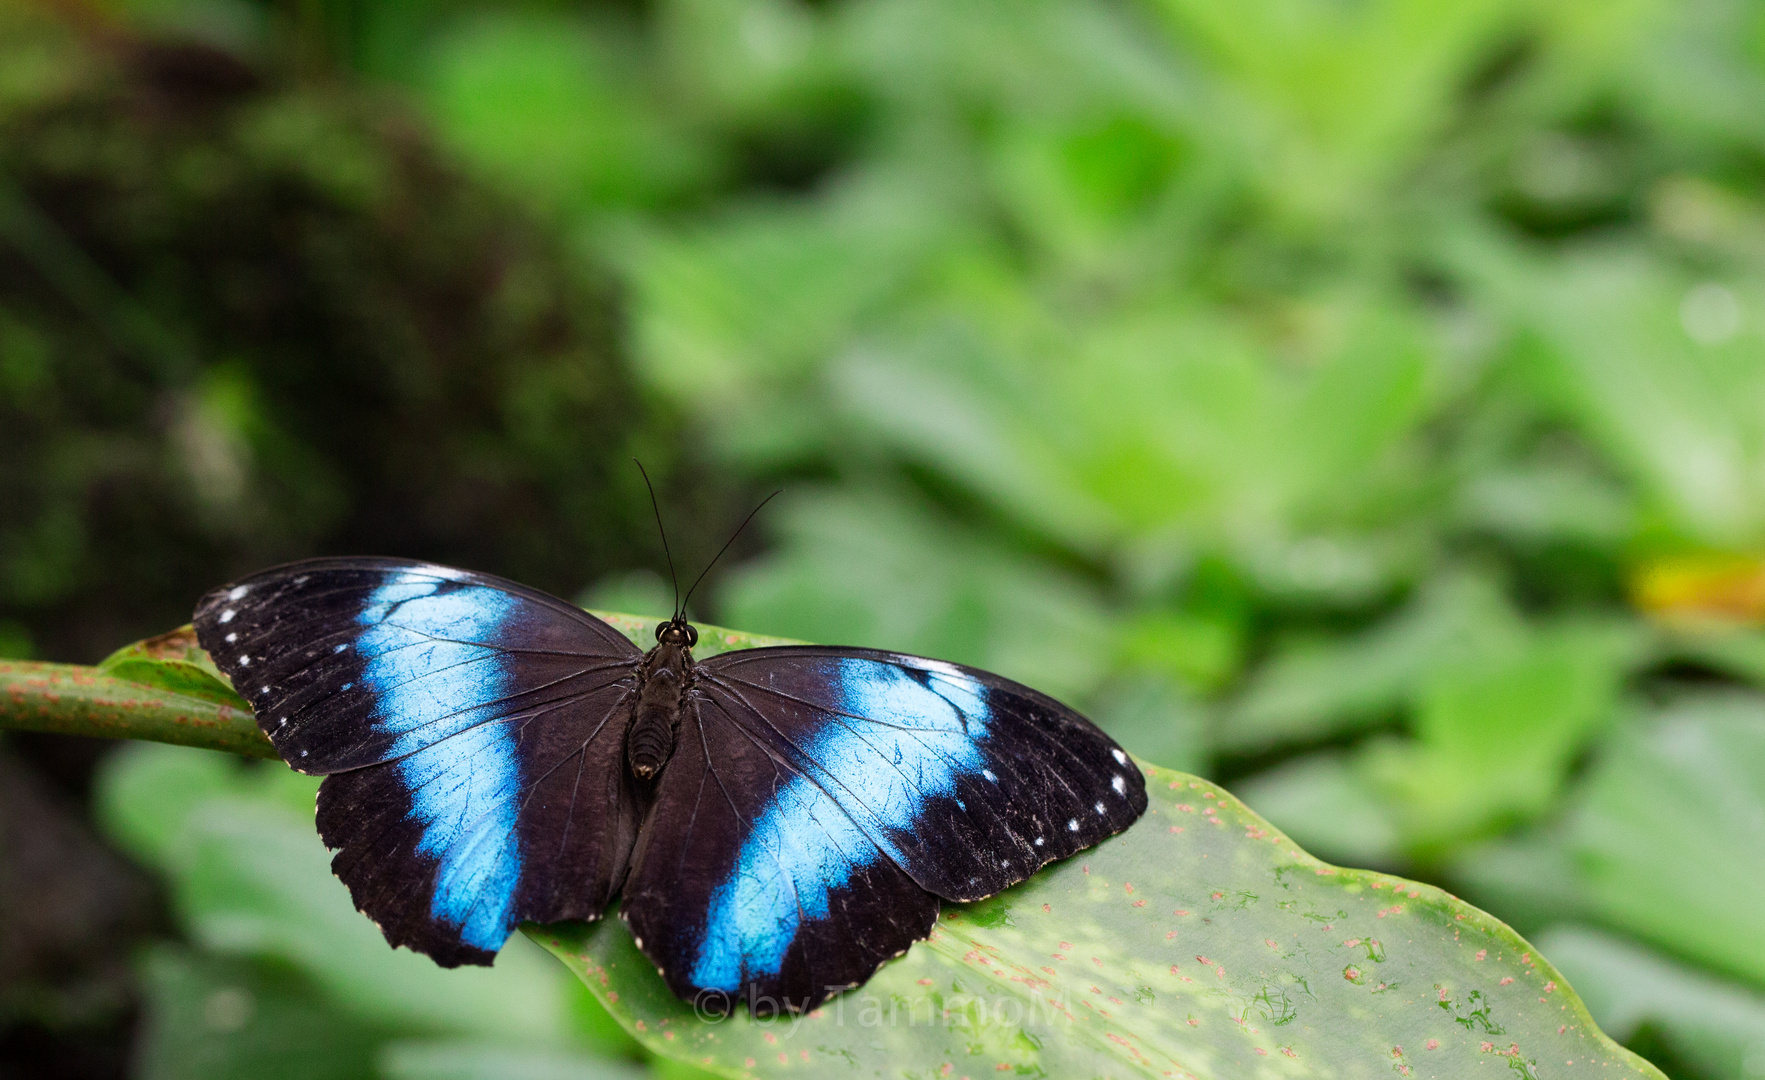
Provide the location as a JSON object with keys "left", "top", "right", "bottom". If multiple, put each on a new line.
{"left": 1112, "top": 774, "right": 1126, "bottom": 795}
{"left": 224, "top": 633, "right": 236, "bottom": 643}
{"left": 1034, "top": 836, "right": 1044, "bottom": 847}
{"left": 420, "top": 564, "right": 469, "bottom": 581}
{"left": 218, "top": 609, "right": 235, "bottom": 624}
{"left": 227, "top": 585, "right": 249, "bottom": 601}
{"left": 1094, "top": 801, "right": 1105, "bottom": 815}
{"left": 1112, "top": 748, "right": 1128, "bottom": 765}
{"left": 237, "top": 655, "right": 250, "bottom": 666}
{"left": 1068, "top": 818, "right": 1079, "bottom": 831}
{"left": 982, "top": 769, "right": 997, "bottom": 782}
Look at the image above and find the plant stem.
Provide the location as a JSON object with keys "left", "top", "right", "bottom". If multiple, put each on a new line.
{"left": 0, "top": 659, "right": 277, "bottom": 758}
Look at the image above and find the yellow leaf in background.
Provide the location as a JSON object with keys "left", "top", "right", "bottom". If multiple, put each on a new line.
{"left": 1632, "top": 554, "right": 1765, "bottom": 627}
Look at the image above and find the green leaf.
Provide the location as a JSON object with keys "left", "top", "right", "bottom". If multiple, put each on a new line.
{"left": 1363, "top": 618, "right": 1637, "bottom": 851}
{"left": 1531, "top": 925, "right": 1765, "bottom": 1080}
{"left": 1569, "top": 694, "right": 1765, "bottom": 989}
{"left": 530, "top": 764, "right": 1661, "bottom": 1079}
{"left": 378, "top": 1040, "right": 648, "bottom": 1080}
{"left": 1233, "top": 751, "right": 1404, "bottom": 870}
{"left": 97, "top": 625, "right": 246, "bottom": 707}
{"left": 719, "top": 487, "right": 1115, "bottom": 703}
{"left": 423, "top": 12, "right": 710, "bottom": 209}
{"left": 134, "top": 945, "right": 389, "bottom": 1080}
{"left": 1516, "top": 248, "right": 1765, "bottom": 547}
{"left": 1223, "top": 570, "right": 1523, "bottom": 753}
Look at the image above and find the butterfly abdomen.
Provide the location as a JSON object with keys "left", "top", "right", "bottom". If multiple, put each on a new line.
{"left": 627, "top": 642, "right": 691, "bottom": 780}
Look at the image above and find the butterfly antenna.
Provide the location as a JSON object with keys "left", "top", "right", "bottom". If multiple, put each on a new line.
{"left": 679, "top": 490, "right": 781, "bottom": 618}
{"left": 635, "top": 460, "right": 682, "bottom": 619}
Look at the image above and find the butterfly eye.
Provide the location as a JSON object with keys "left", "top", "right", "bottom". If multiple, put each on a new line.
{"left": 685, "top": 624, "right": 698, "bottom": 647}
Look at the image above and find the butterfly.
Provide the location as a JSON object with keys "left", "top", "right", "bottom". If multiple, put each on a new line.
{"left": 193, "top": 557, "right": 1147, "bottom": 1013}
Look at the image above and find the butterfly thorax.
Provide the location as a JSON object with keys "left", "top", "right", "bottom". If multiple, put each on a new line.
{"left": 627, "top": 619, "right": 698, "bottom": 781}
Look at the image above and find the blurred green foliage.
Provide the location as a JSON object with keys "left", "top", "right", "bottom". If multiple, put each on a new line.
{"left": 9, "top": 0, "right": 1765, "bottom": 1075}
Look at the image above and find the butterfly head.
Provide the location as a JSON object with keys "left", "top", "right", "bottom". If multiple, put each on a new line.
{"left": 655, "top": 616, "right": 698, "bottom": 649}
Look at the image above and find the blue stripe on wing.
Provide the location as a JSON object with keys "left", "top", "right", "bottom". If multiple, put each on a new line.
{"left": 356, "top": 571, "right": 525, "bottom": 951}
{"left": 828, "top": 657, "right": 993, "bottom": 829}
{"left": 689, "top": 780, "right": 876, "bottom": 989}
{"left": 689, "top": 657, "right": 992, "bottom": 987}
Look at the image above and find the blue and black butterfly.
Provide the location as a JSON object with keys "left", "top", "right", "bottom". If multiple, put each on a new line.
{"left": 193, "top": 557, "right": 1146, "bottom": 1013}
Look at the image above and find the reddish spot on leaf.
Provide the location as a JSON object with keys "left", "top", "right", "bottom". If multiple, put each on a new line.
{"left": 1426, "top": 1040, "right": 1439, "bottom": 1050}
{"left": 1501, "top": 977, "right": 1515, "bottom": 985}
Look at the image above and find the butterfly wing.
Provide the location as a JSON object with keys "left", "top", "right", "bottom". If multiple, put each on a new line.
{"left": 194, "top": 558, "right": 645, "bottom": 966}
{"left": 622, "top": 645, "right": 1144, "bottom": 1011}
{"left": 620, "top": 683, "right": 939, "bottom": 1014}
{"left": 695, "top": 647, "right": 1146, "bottom": 901}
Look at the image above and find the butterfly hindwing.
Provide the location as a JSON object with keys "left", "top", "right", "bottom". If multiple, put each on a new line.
{"left": 194, "top": 558, "right": 646, "bottom": 966}
{"left": 695, "top": 647, "right": 1147, "bottom": 901}
{"left": 621, "top": 684, "right": 940, "bottom": 1013}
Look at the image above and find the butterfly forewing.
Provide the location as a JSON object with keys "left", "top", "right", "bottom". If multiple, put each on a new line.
{"left": 194, "top": 558, "right": 646, "bottom": 966}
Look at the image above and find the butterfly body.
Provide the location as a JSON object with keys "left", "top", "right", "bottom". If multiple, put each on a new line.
{"left": 194, "top": 558, "right": 1146, "bottom": 1013}
{"left": 626, "top": 623, "right": 697, "bottom": 781}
